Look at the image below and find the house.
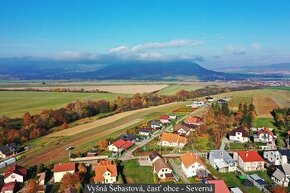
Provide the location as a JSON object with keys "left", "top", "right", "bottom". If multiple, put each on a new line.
{"left": 181, "top": 152, "right": 206, "bottom": 178}
{"left": 160, "top": 133, "right": 187, "bottom": 148}
{"left": 120, "top": 134, "right": 140, "bottom": 142}
{"left": 208, "top": 180, "right": 230, "bottom": 193}
{"left": 230, "top": 187, "right": 243, "bottom": 193}
{"left": 1, "top": 182, "right": 16, "bottom": 193}
{"left": 94, "top": 160, "right": 117, "bottom": 184}
{"left": 217, "top": 99, "right": 227, "bottom": 104}
{"left": 169, "top": 115, "right": 177, "bottom": 120}
{"left": 160, "top": 115, "right": 170, "bottom": 124}
{"left": 4, "top": 165, "right": 27, "bottom": 184}
{"left": 139, "top": 128, "right": 152, "bottom": 137}
{"left": 150, "top": 120, "right": 162, "bottom": 129}
{"left": 149, "top": 151, "right": 173, "bottom": 181}
{"left": 271, "top": 164, "right": 290, "bottom": 187}
{"left": 0, "top": 143, "right": 17, "bottom": 159}
{"left": 263, "top": 149, "right": 290, "bottom": 165}
{"left": 37, "top": 172, "right": 46, "bottom": 186}
{"left": 205, "top": 96, "right": 214, "bottom": 102}
{"left": 187, "top": 101, "right": 204, "bottom": 108}
{"left": 184, "top": 116, "right": 203, "bottom": 126}
{"left": 254, "top": 128, "right": 276, "bottom": 143}
{"left": 248, "top": 174, "right": 267, "bottom": 190}
{"left": 209, "top": 150, "right": 237, "bottom": 173}
{"left": 229, "top": 127, "right": 249, "bottom": 143}
{"left": 108, "top": 139, "right": 134, "bottom": 154}
{"left": 173, "top": 124, "right": 191, "bottom": 136}
{"left": 233, "top": 151, "right": 265, "bottom": 172}
{"left": 53, "top": 162, "right": 76, "bottom": 182}
{"left": 65, "top": 188, "right": 77, "bottom": 193}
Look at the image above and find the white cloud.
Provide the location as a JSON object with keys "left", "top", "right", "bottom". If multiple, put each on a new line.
{"left": 251, "top": 43, "right": 262, "bottom": 50}
{"left": 109, "top": 39, "right": 204, "bottom": 54}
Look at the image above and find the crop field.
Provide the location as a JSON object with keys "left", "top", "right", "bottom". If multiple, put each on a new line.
{"left": 0, "top": 91, "right": 123, "bottom": 118}
{"left": 18, "top": 101, "right": 188, "bottom": 166}
{"left": 252, "top": 97, "right": 279, "bottom": 117}
{"left": 157, "top": 84, "right": 204, "bottom": 95}
{"left": 213, "top": 89, "right": 290, "bottom": 114}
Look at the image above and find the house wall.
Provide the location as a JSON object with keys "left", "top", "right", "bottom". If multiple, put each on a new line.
{"left": 4, "top": 173, "right": 23, "bottom": 183}
{"left": 229, "top": 133, "right": 249, "bottom": 143}
{"left": 181, "top": 163, "right": 205, "bottom": 178}
{"left": 108, "top": 145, "right": 120, "bottom": 152}
{"left": 263, "top": 151, "right": 281, "bottom": 165}
{"left": 237, "top": 157, "right": 264, "bottom": 172}
{"left": 271, "top": 175, "right": 289, "bottom": 187}
{"left": 160, "top": 141, "right": 185, "bottom": 148}
{"left": 54, "top": 171, "right": 74, "bottom": 182}
{"left": 102, "top": 171, "right": 117, "bottom": 184}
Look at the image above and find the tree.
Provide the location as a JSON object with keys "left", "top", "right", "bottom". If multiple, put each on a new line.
{"left": 271, "top": 186, "right": 287, "bottom": 193}
{"left": 23, "top": 112, "right": 33, "bottom": 126}
{"left": 59, "top": 173, "right": 82, "bottom": 193}
{"left": 99, "top": 139, "right": 109, "bottom": 149}
{"left": 23, "top": 180, "right": 41, "bottom": 193}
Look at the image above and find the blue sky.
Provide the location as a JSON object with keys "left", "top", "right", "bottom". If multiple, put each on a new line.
{"left": 0, "top": 0, "right": 290, "bottom": 68}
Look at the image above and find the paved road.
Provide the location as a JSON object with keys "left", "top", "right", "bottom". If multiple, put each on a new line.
{"left": 168, "top": 159, "right": 191, "bottom": 183}
{"left": 220, "top": 137, "right": 230, "bottom": 150}
{"left": 119, "top": 114, "right": 188, "bottom": 161}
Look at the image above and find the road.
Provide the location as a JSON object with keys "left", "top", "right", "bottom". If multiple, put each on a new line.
{"left": 168, "top": 159, "right": 191, "bottom": 183}
{"left": 220, "top": 137, "right": 230, "bottom": 150}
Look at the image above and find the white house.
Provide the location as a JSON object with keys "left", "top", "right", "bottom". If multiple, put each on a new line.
{"left": 149, "top": 151, "right": 174, "bottom": 180}
{"left": 181, "top": 152, "right": 206, "bottom": 178}
{"left": 160, "top": 115, "right": 170, "bottom": 124}
{"left": 150, "top": 120, "right": 163, "bottom": 129}
{"left": 229, "top": 127, "right": 249, "bottom": 143}
{"left": 173, "top": 124, "right": 191, "bottom": 136}
{"left": 233, "top": 151, "right": 265, "bottom": 172}
{"left": 108, "top": 139, "right": 134, "bottom": 154}
{"left": 271, "top": 165, "right": 290, "bottom": 187}
{"left": 94, "top": 160, "right": 117, "bottom": 184}
{"left": 160, "top": 133, "right": 187, "bottom": 148}
{"left": 254, "top": 128, "right": 276, "bottom": 143}
{"left": 4, "top": 165, "right": 27, "bottom": 184}
{"left": 53, "top": 162, "right": 76, "bottom": 182}
{"left": 209, "top": 150, "right": 237, "bottom": 173}
{"left": 139, "top": 129, "right": 151, "bottom": 137}
{"left": 263, "top": 149, "right": 290, "bottom": 165}
{"left": 186, "top": 101, "right": 204, "bottom": 108}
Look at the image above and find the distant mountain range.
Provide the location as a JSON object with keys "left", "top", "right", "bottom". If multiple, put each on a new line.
{"left": 0, "top": 57, "right": 289, "bottom": 80}
{"left": 219, "top": 63, "right": 290, "bottom": 75}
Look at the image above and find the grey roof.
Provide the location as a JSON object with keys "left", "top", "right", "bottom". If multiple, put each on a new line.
{"left": 278, "top": 149, "right": 290, "bottom": 158}
{"left": 210, "top": 150, "right": 236, "bottom": 164}
{"left": 0, "top": 143, "right": 16, "bottom": 155}
{"left": 150, "top": 120, "right": 162, "bottom": 125}
{"left": 281, "top": 164, "right": 290, "bottom": 176}
{"left": 149, "top": 151, "right": 162, "bottom": 162}
{"left": 120, "top": 134, "right": 140, "bottom": 142}
{"left": 272, "top": 168, "right": 285, "bottom": 181}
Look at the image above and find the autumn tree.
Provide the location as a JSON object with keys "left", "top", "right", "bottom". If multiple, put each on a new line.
{"left": 22, "top": 180, "right": 41, "bottom": 193}
{"left": 99, "top": 139, "right": 109, "bottom": 149}
{"left": 271, "top": 186, "right": 287, "bottom": 193}
{"left": 59, "top": 173, "right": 82, "bottom": 193}
{"left": 23, "top": 112, "right": 33, "bottom": 126}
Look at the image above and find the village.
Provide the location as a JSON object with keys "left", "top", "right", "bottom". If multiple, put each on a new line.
{"left": 0, "top": 96, "right": 289, "bottom": 193}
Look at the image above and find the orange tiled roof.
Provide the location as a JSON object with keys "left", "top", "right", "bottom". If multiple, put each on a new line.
{"left": 160, "top": 133, "right": 187, "bottom": 144}
{"left": 184, "top": 116, "right": 203, "bottom": 124}
{"left": 53, "top": 162, "right": 76, "bottom": 173}
{"left": 94, "top": 160, "right": 117, "bottom": 183}
{"left": 181, "top": 152, "right": 204, "bottom": 168}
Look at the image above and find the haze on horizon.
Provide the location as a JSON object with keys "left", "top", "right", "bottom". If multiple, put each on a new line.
{"left": 0, "top": 0, "right": 290, "bottom": 69}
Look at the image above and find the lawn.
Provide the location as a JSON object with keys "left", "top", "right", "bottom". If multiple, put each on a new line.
{"left": 228, "top": 96, "right": 253, "bottom": 111}
{"left": 0, "top": 91, "right": 123, "bottom": 118}
{"left": 265, "top": 86, "right": 290, "bottom": 91}
{"left": 157, "top": 84, "right": 204, "bottom": 95}
{"left": 204, "top": 162, "right": 262, "bottom": 193}
{"left": 191, "top": 136, "right": 214, "bottom": 151}
{"left": 121, "top": 159, "right": 154, "bottom": 184}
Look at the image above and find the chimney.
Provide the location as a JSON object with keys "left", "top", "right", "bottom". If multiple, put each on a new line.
{"left": 246, "top": 151, "right": 248, "bottom": 157}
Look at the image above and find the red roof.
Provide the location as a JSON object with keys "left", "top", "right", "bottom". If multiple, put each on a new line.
{"left": 258, "top": 128, "right": 274, "bottom": 137}
{"left": 1, "top": 182, "right": 16, "bottom": 192}
{"left": 53, "top": 162, "right": 76, "bottom": 173}
{"left": 160, "top": 114, "right": 170, "bottom": 120}
{"left": 112, "top": 139, "right": 134, "bottom": 150}
{"left": 208, "top": 180, "right": 230, "bottom": 193}
{"left": 237, "top": 151, "right": 264, "bottom": 162}
{"left": 4, "top": 164, "right": 27, "bottom": 178}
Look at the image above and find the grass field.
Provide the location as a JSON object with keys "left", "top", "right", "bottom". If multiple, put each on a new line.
{"left": 18, "top": 101, "right": 188, "bottom": 166}
{"left": 265, "top": 86, "right": 290, "bottom": 91}
{"left": 157, "top": 84, "right": 204, "bottom": 95}
{"left": 121, "top": 159, "right": 154, "bottom": 184}
{"left": 213, "top": 89, "right": 290, "bottom": 113}
{"left": 0, "top": 91, "right": 123, "bottom": 118}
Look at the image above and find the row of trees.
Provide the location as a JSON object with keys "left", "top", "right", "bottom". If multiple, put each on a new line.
{"left": 191, "top": 102, "right": 256, "bottom": 148}
{"left": 0, "top": 86, "right": 258, "bottom": 145}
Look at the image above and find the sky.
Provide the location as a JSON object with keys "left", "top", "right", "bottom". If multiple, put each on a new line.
{"left": 0, "top": 0, "right": 290, "bottom": 69}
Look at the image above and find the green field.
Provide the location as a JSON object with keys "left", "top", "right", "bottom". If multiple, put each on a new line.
{"left": 0, "top": 91, "right": 122, "bottom": 118}
{"left": 265, "top": 86, "right": 290, "bottom": 91}
{"left": 157, "top": 84, "right": 204, "bottom": 95}
{"left": 121, "top": 159, "right": 154, "bottom": 183}
{"left": 254, "top": 117, "right": 276, "bottom": 128}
